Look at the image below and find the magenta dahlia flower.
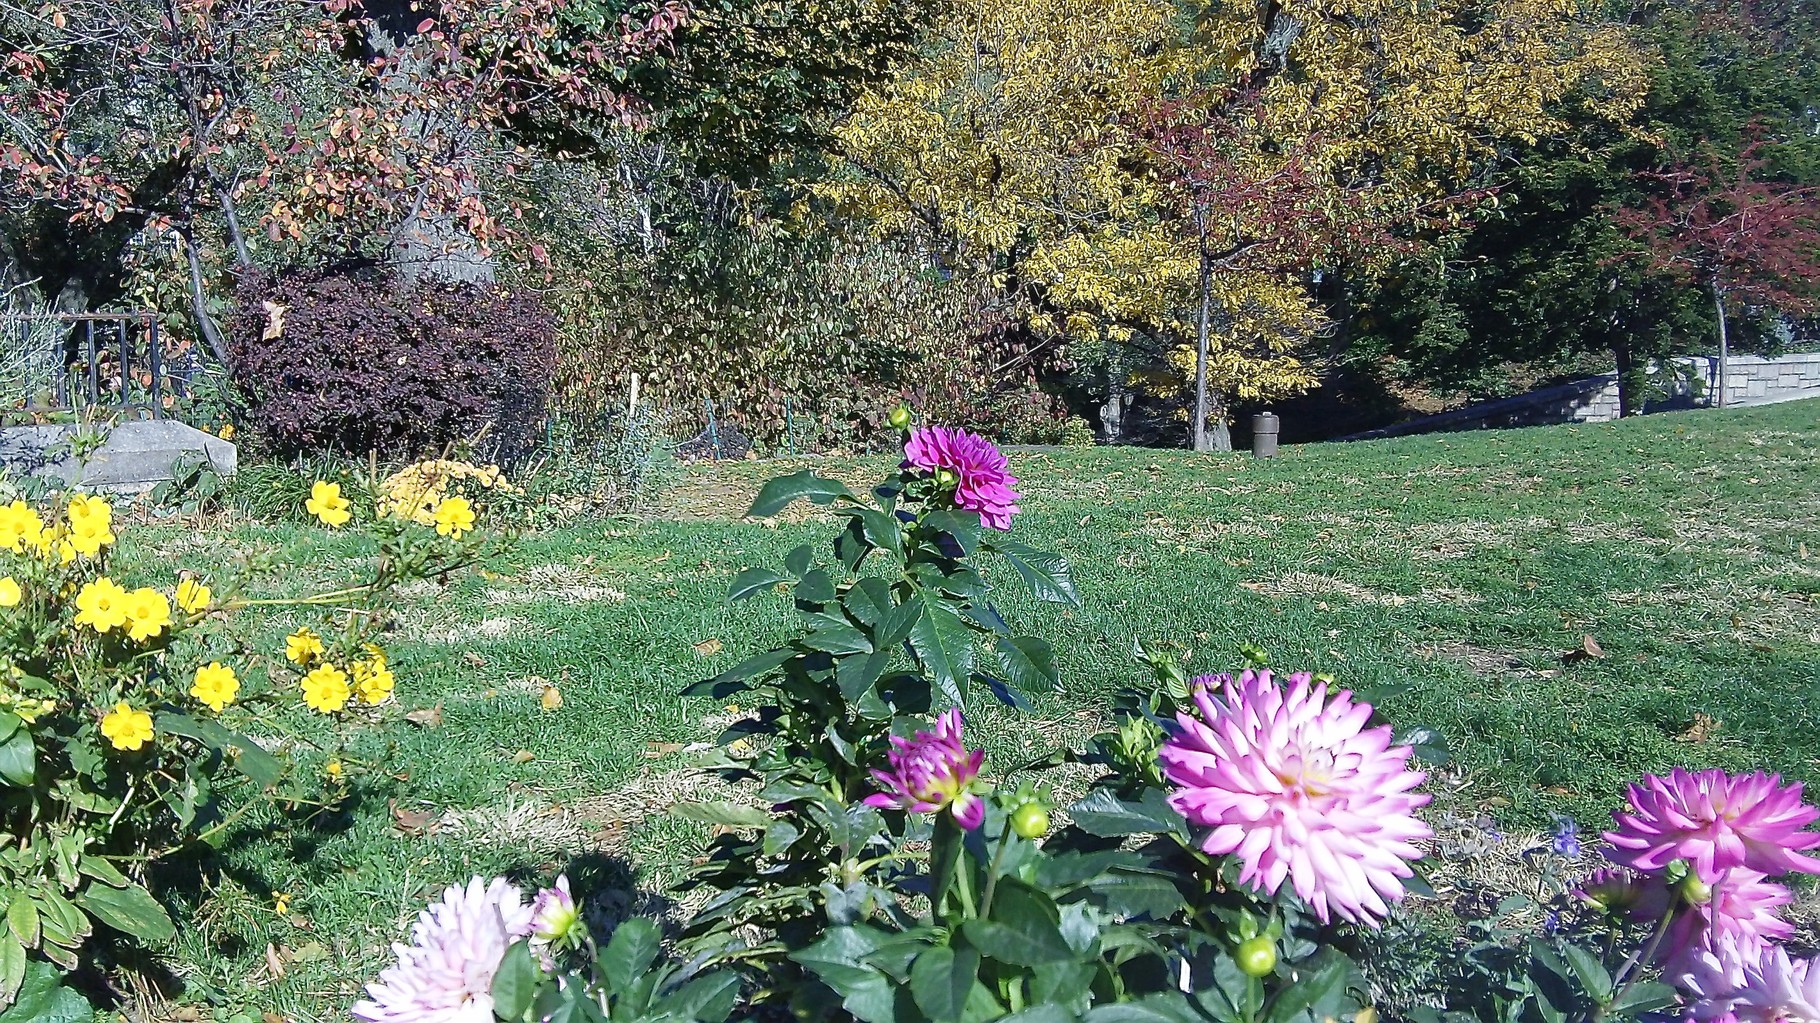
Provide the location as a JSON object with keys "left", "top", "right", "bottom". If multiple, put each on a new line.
{"left": 352, "top": 876, "right": 536, "bottom": 1023}
{"left": 1736, "top": 946, "right": 1820, "bottom": 1023}
{"left": 1654, "top": 869, "right": 1795, "bottom": 977}
{"left": 1604, "top": 768, "right": 1820, "bottom": 879}
{"left": 863, "top": 708, "right": 987, "bottom": 829}
{"left": 903, "top": 426, "right": 1022, "bottom": 530}
{"left": 1158, "top": 670, "right": 1432, "bottom": 927}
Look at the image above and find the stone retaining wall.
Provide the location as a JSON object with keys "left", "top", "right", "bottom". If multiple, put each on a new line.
{"left": 1345, "top": 352, "right": 1820, "bottom": 440}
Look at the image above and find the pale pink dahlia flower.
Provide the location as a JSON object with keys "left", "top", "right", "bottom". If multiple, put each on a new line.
{"left": 1676, "top": 936, "right": 1752, "bottom": 1023}
{"left": 1654, "top": 869, "right": 1794, "bottom": 977}
{"left": 352, "top": 876, "right": 536, "bottom": 1023}
{"left": 903, "top": 426, "right": 1022, "bottom": 530}
{"left": 1736, "top": 946, "right": 1820, "bottom": 1023}
{"left": 863, "top": 708, "right": 987, "bottom": 830}
{"left": 1158, "top": 670, "right": 1432, "bottom": 927}
{"left": 1604, "top": 768, "right": 1820, "bottom": 879}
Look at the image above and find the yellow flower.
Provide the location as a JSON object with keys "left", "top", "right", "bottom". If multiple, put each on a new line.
{"left": 189, "top": 662, "right": 239, "bottom": 713}
{"left": 100, "top": 702, "right": 154, "bottom": 751}
{"left": 352, "top": 657, "right": 396, "bottom": 706}
{"left": 123, "top": 588, "right": 172, "bottom": 642}
{"left": 433, "top": 496, "right": 475, "bottom": 538}
{"left": 67, "top": 516, "right": 115, "bottom": 557}
{"left": 272, "top": 892, "right": 290, "bottom": 916}
{"left": 73, "top": 578, "right": 130, "bottom": 633}
{"left": 305, "top": 481, "right": 352, "bottom": 528}
{"left": 175, "top": 577, "right": 212, "bottom": 614}
{"left": 325, "top": 759, "right": 343, "bottom": 780}
{"left": 300, "top": 663, "right": 351, "bottom": 713}
{"left": 0, "top": 500, "right": 45, "bottom": 552}
{"left": 0, "top": 577, "right": 20, "bottom": 608}
{"left": 285, "top": 627, "right": 325, "bottom": 665}
{"left": 7, "top": 697, "right": 55, "bottom": 724}
{"left": 66, "top": 494, "right": 112, "bottom": 531}
{"left": 218, "top": 424, "right": 235, "bottom": 441}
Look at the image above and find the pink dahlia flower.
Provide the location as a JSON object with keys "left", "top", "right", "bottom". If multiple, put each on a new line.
{"left": 1158, "top": 669, "right": 1432, "bottom": 927}
{"left": 1604, "top": 768, "right": 1820, "bottom": 879}
{"left": 904, "top": 426, "right": 1022, "bottom": 530}
{"left": 1675, "top": 935, "right": 1752, "bottom": 1023}
{"left": 530, "top": 875, "right": 582, "bottom": 949}
{"left": 1736, "top": 946, "right": 1820, "bottom": 1023}
{"left": 1653, "top": 869, "right": 1794, "bottom": 977}
{"left": 863, "top": 708, "right": 987, "bottom": 830}
{"left": 352, "top": 876, "right": 536, "bottom": 1023}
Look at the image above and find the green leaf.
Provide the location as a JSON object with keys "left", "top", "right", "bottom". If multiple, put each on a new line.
{"left": 922, "top": 511, "right": 981, "bottom": 554}
{"left": 875, "top": 597, "right": 924, "bottom": 648}
{"left": 602, "top": 918, "right": 661, "bottom": 995}
{"left": 656, "top": 971, "right": 741, "bottom": 1022}
{"left": 0, "top": 718, "right": 32, "bottom": 788}
{"left": 854, "top": 507, "right": 906, "bottom": 557}
{"left": 1560, "top": 942, "right": 1612, "bottom": 1001}
{"left": 747, "top": 471, "right": 859, "bottom": 518}
{"left": 1001, "top": 1006, "right": 1078, "bottom": 1023}
{"left": 4, "top": 897, "right": 35, "bottom": 950}
{"left": 153, "top": 713, "right": 281, "bottom": 789}
{"left": 0, "top": 960, "right": 87, "bottom": 1021}
{"left": 672, "top": 801, "right": 771, "bottom": 829}
{"left": 1067, "top": 788, "right": 1185, "bottom": 839}
{"left": 909, "top": 598, "right": 975, "bottom": 706}
{"left": 74, "top": 883, "right": 175, "bottom": 943}
{"left": 729, "top": 567, "right": 791, "bottom": 601}
{"left": 1085, "top": 869, "right": 1186, "bottom": 919}
{"left": 804, "top": 622, "right": 874, "bottom": 656}
{"left": 490, "top": 940, "right": 539, "bottom": 1019}
{"left": 910, "top": 942, "right": 980, "bottom": 1021}
{"left": 786, "top": 544, "right": 815, "bottom": 577}
{"left": 1608, "top": 980, "right": 1680, "bottom": 1015}
{"left": 0, "top": 932, "right": 21, "bottom": 1009}
{"left": 995, "top": 636, "right": 1059, "bottom": 695}
{"left": 987, "top": 538, "right": 1081, "bottom": 606}
{"left": 796, "top": 569, "right": 836, "bottom": 605}
{"left": 1263, "top": 951, "right": 1355, "bottom": 1023}
{"left": 845, "top": 578, "right": 895, "bottom": 626}
{"left": 792, "top": 926, "right": 899, "bottom": 1023}
{"left": 684, "top": 648, "right": 792, "bottom": 698}
{"left": 835, "top": 651, "right": 892, "bottom": 702}
{"left": 958, "top": 918, "right": 1075, "bottom": 967}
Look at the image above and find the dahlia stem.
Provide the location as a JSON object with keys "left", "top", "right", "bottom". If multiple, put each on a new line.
{"left": 930, "top": 814, "right": 965, "bottom": 920}
{"left": 977, "top": 817, "right": 1014, "bottom": 919}
{"left": 1597, "top": 899, "right": 1678, "bottom": 1022}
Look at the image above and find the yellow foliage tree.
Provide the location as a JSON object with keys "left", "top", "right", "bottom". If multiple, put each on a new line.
{"left": 822, "top": 0, "right": 1650, "bottom": 444}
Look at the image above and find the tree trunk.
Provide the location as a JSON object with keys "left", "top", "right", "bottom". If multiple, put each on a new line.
{"left": 1192, "top": 203, "right": 1214, "bottom": 452}
{"left": 1102, "top": 345, "right": 1126, "bottom": 444}
{"left": 1612, "top": 337, "right": 1644, "bottom": 417}
{"left": 180, "top": 227, "right": 232, "bottom": 365}
{"left": 1712, "top": 284, "right": 1729, "bottom": 410}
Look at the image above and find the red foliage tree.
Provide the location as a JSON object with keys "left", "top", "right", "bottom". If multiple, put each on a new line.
{"left": 1619, "top": 142, "right": 1820, "bottom": 406}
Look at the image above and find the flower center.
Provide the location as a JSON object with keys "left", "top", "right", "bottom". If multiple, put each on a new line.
{"left": 1273, "top": 746, "right": 1337, "bottom": 800}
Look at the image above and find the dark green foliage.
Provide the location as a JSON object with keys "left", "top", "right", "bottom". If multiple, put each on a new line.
{"left": 1352, "top": 0, "right": 1820, "bottom": 411}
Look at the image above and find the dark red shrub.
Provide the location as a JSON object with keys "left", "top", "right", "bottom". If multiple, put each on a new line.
{"left": 229, "top": 268, "right": 556, "bottom": 464}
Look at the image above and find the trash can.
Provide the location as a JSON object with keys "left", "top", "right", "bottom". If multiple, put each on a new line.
{"left": 1252, "top": 412, "right": 1279, "bottom": 458}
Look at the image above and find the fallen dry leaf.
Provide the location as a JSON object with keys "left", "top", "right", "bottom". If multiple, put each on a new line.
{"left": 1562, "top": 635, "right": 1606, "bottom": 664}
{"left": 461, "top": 651, "right": 487, "bottom": 668}
{"left": 390, "top": 801, "right": 437, "bottom": 837}
{"left": 693, "top": 637, "right": 723, "bottom": 657}
{"left": 264, "top": 942, "right": 287, "bottom": 979}
{"left": 1676, "top": 712, "right": 1719, "bottom": 744}
{"left": 540, "top": 684, "right": 563, "bottom": 711}
{"left": 645, "top": 741, "right": 684, "bottom": 758}
{"left": 404, "top": 703, "right": 444, "bottom": 728}
{"left": 512, "top": 749, "right": 535, "bottom": 764}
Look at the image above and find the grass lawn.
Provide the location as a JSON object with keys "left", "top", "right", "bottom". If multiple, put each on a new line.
{"left": 115, "top": 400, "right": 1820, "bottom": 1021}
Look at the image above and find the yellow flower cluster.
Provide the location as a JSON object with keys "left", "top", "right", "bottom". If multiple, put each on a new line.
{"left": 377, "top": 459, "right": 511, "bottom": 528}
{"left": 73, "top": 578, "right": 171, "bottom": 641}
{"left": 0, "top": 494, "right": 116, "bottom": 564}
{"left": 289, "top": 628, "right": 394, "bottom": 712}
{"left": 100, "top": 702, "right": 153, "bottom": 751}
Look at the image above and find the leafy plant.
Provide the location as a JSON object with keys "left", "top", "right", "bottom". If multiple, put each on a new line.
{"left": 228, "top": 268, "right": 557, "bottom": 465}
{"left": 0, "top": 478, "right": 490, "bottom": 1005}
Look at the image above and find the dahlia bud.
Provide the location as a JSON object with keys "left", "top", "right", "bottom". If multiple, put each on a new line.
{"left": 888, "top": 406, "right": 913, "bottom": 430}
{"left": 1677, "top": 872, "right": 1713, "bottom": 906}
{"left": 934, "top": 468, "right": 958, "bottom": 489}
{"left": 529, "top": 876, "right": 584, "bottom": 950}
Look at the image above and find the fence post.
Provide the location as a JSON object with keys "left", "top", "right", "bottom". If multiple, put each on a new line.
{"left": 785, "top": 397, "right": 798, "bottom": 458}
{"left": 704, "top": 397, "right": 722, "bottom": 460}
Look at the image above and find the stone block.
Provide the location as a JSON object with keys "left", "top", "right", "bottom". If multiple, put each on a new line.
{"left": 0, "top": 420, "right": 236, "bottom": 494}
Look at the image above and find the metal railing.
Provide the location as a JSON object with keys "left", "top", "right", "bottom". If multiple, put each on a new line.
{"left": 0, "top": 311, "right": 182, "bottom": 419}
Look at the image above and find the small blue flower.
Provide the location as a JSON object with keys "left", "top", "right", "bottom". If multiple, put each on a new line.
{"left": 1552, "top": 816, "right": 1583, "bottom": 859}
{"left": 1543, "top": 910, "right": 1562, "bottom": 934}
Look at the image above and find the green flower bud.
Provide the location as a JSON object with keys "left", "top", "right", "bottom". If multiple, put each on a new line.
{"left": 888, "top": 406, "right": 913, "bottom": 430}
